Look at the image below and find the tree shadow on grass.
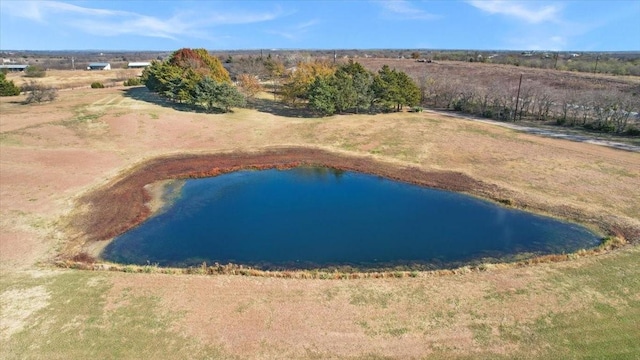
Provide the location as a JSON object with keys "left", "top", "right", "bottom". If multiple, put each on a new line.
{"left": 121, "top": 86, "right": 211, "bottom": 114}
{"left": 247, "top": 97, "right": 319, "bottom": 118}
{"left": 123, "top": 86, "right": 320, "bottom": 118}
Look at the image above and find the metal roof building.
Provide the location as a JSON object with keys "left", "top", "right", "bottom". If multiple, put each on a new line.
{"left": 127, "top": 62, "right": 151, "bottom": 68}
{"left": 87, "top": 62, "right": 111, "bottom": 70}
{"left": 0, "top": 64, "right": 29, "bottom": 72}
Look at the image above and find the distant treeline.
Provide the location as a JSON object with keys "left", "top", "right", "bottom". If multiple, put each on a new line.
{"left": 5, "top": 49, "right": 640, "bottom": 76}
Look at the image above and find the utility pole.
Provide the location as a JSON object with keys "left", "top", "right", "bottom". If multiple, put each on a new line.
{"left": 513, "top": 73, "right": 523, "bottom": 121}
{"left": 554, "top": 52, "right": 559, "bottom": 70}
{"left": 593, "top": 55, "right": 599, "bottom": 74}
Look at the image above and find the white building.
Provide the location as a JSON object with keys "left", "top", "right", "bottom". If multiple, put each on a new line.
{"left": 127, "top": 62, "right": 151, "bottom": 68}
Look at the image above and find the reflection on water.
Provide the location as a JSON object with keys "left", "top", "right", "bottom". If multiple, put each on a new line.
{"left": 102, "top": 167, "right": 601, "bottom": 270}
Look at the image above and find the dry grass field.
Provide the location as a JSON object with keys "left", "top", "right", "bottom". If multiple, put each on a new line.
{"left": 1, "top": 73, "right": 639, "bottom": 359}
{"left": 357, "top": 58, "right": 640, "bottom": 94}
{"left": 5, "top": 68, "right": 142, "bottom": 90}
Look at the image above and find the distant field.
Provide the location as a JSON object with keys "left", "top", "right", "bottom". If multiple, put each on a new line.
{"left": 5, "top": 68, "right": 142, "bottom": 89}
{"left": 1, "top": 70, "right": 639, "bottom": 359}
{"left": 357, "top": 58, "right": 640, "bottom": 93}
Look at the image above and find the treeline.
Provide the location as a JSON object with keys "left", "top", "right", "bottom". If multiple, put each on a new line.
{"left": 418, "top": 73, "right": 640, "bottom": 135}
{"left": 423, "top": 51, "right": 640, "bottom": 77}
{"left": 143, "top": 49, "right": 422, "bottom": 116}
{"left": 142, "top": 48, "right": 244, "bottom": 112}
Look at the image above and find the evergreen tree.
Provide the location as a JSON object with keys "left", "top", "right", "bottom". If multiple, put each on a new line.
{"left": 372, "top": 65, "right": 420, "bottom": 111}
{"left": 0, "top": 73, "right": 21, "bottom": 96}
{"left": 396, "top": 71, "right": 421, "bottom": 109}
{"left": 352, "top": 71, "right": 374, "bottom": 113}
{"left": 194, "top": 77, "right": 245, "bottom": 112}
{"left": 372, "top": 65, "right": 401, "bottom": 111}
{"left": 307, "top": 76, "right": 337, "bottom": 116}
{"left": 332, "top": 70, "right": 356, "bottom": 113}
{"left": 337, "top": 61, "right": 374, "bottom": 113}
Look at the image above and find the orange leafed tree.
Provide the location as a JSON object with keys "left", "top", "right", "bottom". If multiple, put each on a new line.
{"left": 168, "top": 48, "right": 230, "bottom": 83}
{"left": 236, "top": 74, "right": 264, "bottom": 98}
{"left": 282, "top": 60, "right": 335, "bottom": 105}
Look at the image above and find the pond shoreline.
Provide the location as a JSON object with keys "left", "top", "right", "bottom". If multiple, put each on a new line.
{"left": 65, "top": 146, "right": 639, "bottom": 263}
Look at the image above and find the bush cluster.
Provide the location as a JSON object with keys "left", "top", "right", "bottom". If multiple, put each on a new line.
{"left": 24, "top": 65, "right": 46, "bottom": 78}
{"left": 123, "top": 77, "right": 142, "bottom": 86}
{"left": 90, "top": 82, "right": 105, "bottom": 88}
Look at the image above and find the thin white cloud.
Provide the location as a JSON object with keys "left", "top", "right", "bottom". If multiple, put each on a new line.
{"left": 296, "top": 19, "right": 320, "bottom": 30}
{"left": 1, "top": 1, "right": 129, "bottom": 21}
{"left": 1, "top": 0, "right": 283, "bottom": 40}
{"left": 379, "top": 0, "right": 439, "bottom": 20}
{"left": 467, "top": 0, "right": 560, "bottom": 24}
{"left": 267, "top": 19, "right": 320, "bottom": 41}
{"left": 0, "top": 1, "right": 45, "bottom": 22}
{"left": 266, "top": 30, "right": 296, "bottom": 41}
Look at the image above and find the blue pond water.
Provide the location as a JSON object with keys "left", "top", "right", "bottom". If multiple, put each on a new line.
{"left": 102, "top": 167, "right": 601, "bottom": 270}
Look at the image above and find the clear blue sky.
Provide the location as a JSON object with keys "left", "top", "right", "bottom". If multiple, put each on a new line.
{"left": 1, "top": 0, "right": 639, "bottom": 51}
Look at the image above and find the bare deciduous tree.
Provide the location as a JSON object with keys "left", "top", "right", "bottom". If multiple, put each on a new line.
{"left": 23, "top": 81, "right": 57, "bottom": 104}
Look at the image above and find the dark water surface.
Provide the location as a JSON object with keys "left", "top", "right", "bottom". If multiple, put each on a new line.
{"left": 102, "top": 167, "right": 600, "bottom": 270}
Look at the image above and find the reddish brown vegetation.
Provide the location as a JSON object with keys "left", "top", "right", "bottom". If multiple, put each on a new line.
{"left": 68, "top": 146, "right": 638, "bottom": 257}
{"left": 69, "top": 147, "right": 498, "bottom": 243}
{"left": 71, "top": 252, "right": 96, "bottom": 264}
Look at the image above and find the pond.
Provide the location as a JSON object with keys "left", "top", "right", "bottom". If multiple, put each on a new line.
{"left": 101, "top": 167, "right": 601, "bottom": 270}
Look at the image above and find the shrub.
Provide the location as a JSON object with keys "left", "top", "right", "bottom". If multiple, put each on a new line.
{"left": 24, "top": 65, "right": 46, "bottom": 78}
{"left": 599, "top": 236, "right": 626, "bottom": 250}
{"left": 624, "top": 127, "right": 640, "bottom": 136}
{"left": 23, "top": 81, "right": 57, "bottom": 104}
{"left": 481, "top": 109, "right": 493, "bottom": 118}
{"left": 71, "top": 252, "right": 96, "bottom": 264}
{"left": 123, "top": 77, "right": 142, "bottom": 86}
{"left": 91, "top": 81, "right": 105, "bottom": 88}
{"left": 410, "top": 106, "right": 424, "bottom": 112}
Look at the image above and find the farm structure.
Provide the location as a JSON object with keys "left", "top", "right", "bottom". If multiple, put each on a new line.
{"left": 87, "top": 62, "right": 111, "bottom": 70}
{"left": 128, "top": 62, "right": 151, "bottom": 68}
{"left": 0, "top": 64, "right": 29, "bottom": 72}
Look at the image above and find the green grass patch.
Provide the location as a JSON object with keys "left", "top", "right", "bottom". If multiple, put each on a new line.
{"left": 69, "top": 112, "right": 103, "bottom": 124}
{"left": 0, "top": 271, "right": 228, "bottom": 360}
{"left": 0, "top": 133, "right": 23, "bottom": 146}
{"left": 349, "top": 286, "right": 394, "bottom": 308}
{"left": 532, "top": 247, "right": 640, "bottom": 358}
{"left": 469, "top": 322, "right": 492, "bottom": 346}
